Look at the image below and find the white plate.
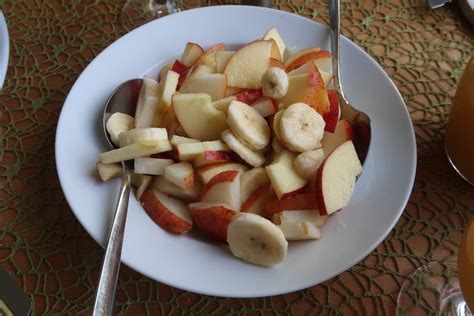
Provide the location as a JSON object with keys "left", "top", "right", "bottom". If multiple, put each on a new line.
{"left": 0, "top": 11, "right": 9, "bottom": 89}
{"left": 55, "top": 6, "right": 416, "bottom": 298}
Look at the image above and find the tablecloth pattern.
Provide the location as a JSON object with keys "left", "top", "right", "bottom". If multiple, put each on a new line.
{"left": 1, "top": 0, "right": 473, "bottom": 315}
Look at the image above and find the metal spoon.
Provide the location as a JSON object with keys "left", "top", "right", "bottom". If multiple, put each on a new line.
{"left": 93, "top": 78, "right": 143, "bottom": 316}
{"left": 328, "top": 0, "right": 372, "bottom": 165}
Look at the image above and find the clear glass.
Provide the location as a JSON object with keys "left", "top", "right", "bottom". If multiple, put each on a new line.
{"left": 121, "top": 0, "right": 179, "bottom": 30}
{"left": 397, "top": 56, "right": 474, "bottom": 316}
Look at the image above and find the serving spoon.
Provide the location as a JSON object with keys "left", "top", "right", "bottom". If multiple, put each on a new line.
{"left": 93, "top": 78, "right": 143, "bottom": 316}
{"left": 328, "top": 0, "right": 372, "bottom": 165}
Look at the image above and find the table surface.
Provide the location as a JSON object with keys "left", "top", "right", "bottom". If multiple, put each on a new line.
{"left": 1, "top": 1, "right": 473, "bottom": 315}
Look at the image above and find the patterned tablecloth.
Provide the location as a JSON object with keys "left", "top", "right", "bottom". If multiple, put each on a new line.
{"left": 1, "top": 1, "right": 473, "bottom": 315}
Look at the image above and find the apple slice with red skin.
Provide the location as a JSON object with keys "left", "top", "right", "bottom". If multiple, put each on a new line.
{"left": 179, "top": 42, "right": 204, "bottom": 67}
{"left": 224, "top": 40, "right": 272, "bottom": 89}
{"left": 264, "top": 193, "right": 317, "bottom": 218}
{"left": 195, "top": 162, "right": 247, "bottom": 184}
{"left": 241, "top": 185, "right": 274, "bottom": 217}
{"left": 193, "top": 150, "right": 231, "bottom": 168}
{"left": 323, "top": 90, "right": 340, "bottom": 133}
{"left": 236, "top": 89, "right": 263, "bottom": 105}
{"left": 140, "top": 189, "right": 193, "bottom": 234}
{"left": 194, "top": 43, "right": 226, "bottom": 70}
{"left": 286, "top": 50, "right": 332, "bottom": 72}
{"left": 172, "top": 59, "right": 189, "bottom": 75}
{"left": 164, "top": 162, "right": 194, "bottom": 190}
{"left": 151, "top": 176, "right": 200, "bottom": 201}
{"left": 321, "top": 118, "right": 353, "bottom": 157}
{"left": 188, "top": 202, "right": 237, "bottom": 242}
{"left": 269, "top": 57, "right": 285, "bottom": 70}
{"left": 279, "top": 63, "right": 330, "bottom": 115}
{"left": 198, "top": 170, "right": 241, "bottom": 211}
{"left": 315, "top": 140, "right": 363, "bottom": 215}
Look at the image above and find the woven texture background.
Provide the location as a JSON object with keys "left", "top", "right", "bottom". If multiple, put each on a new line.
{"left": 1, "top": 0, "right": 473, "bottom": 315}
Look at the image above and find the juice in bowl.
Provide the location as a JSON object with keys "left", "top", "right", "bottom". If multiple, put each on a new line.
{"left": 459, "top": 216, "right": 474, "bottom": 312}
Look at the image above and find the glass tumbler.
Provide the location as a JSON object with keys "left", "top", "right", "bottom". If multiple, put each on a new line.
{"left": 445, "top": 55, "right": 474, "bottom": 184}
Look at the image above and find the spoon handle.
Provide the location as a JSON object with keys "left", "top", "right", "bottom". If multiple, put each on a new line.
{"left": 93, "top": 168, "right": 131, "bottom": 316}
{"left": 328, "top": 0, "right": 345, "bottom": 101}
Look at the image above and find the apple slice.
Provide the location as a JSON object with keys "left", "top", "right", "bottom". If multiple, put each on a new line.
{"left": 100, "top": 140, "right": 172, "bottom": 164}
{"left": 188, "top": 202, "right": 237, "bottom": 241}
{"left": 179, "top": 42, "right": 205, "bottom": 67}
{"left": 263, "top": 27, "right": 286, "bottom": 61}
{"left": 157, "top": 70, "right": 180, "bottom": 113}
{"left": 188, "top": 64, "right": 215, "bottom": 78}
{"left": 236, "top": 89, "right": 263, "bottom": 105}
{"left": 151, "top": 176, "right": 200, "bottom": 201}
{"left": 277, "top": 222, "right": 321, "bottom": 240}
{"left": 240, "top": 167, "right": 270, "bottom": 203}
{"left": 285, "top": 50, "right": 331, "bottom": 72}
{"left": 225, "top": 86, "right": 243, "bottom": 97}
{"left": 179, "top": 74, "right": 227, "bottom": 101}
{"left": 313, "top": 56, "right": 332, "bottom": 73}
{"left": 284, "top": 47, "right": 320, "bottom": 69}
{"left": 135, "top": 77, "right": 160, "bottom": 128}
{"left": 176, "top": 140, "right": 229, "bottom": 161}
{"left": 195, "top": 162, "right": 248, "bottom": 184}
{"left": 264, "top": 193, "right": 316, "bottom": 218}
{"left": 251, "top": 98, "right": 277, "bottom": 117}
{"left": 170, "top": 135, "right": 199, "bottom": 146}
{"left": 224, "top": 40, "right": 272, "bottom": 89}
{"left": 279, "top": 63, "right": 330, "bottom": 115}
{"left": 321, "top": 119, "right": 353, "bottom": 157}
{"left": 140, "top": 189, "right": 193, "bottom": 234}
{"left": 172, "top": 93, "right": 228, "bottom": 140}
{"left": 215, "top": 51, "right": 234, "bottom": 73}
{"left": 198, "top": 170, "right": 241, "bottom": 211}
{"left": 269, "top": 57, "right": 285, "bottom": 70}
{"left": 193, "top": 150, "right": 231, "bottom": 167}
{"left": 315, "top": 140, "right": 363, "bottom": 215}
{"left": 134, "top": 158, "right": 174, "bottom": 175}
{"left": 164, "top": 162, "right": 194, "bottom": 189}
{"left": 272, "top": 210, "right": 327, "bottom": 227}
{"left": 159, "top": 63, "right": 173, "bottom": 81}
{"left": 241, "top": 185, "right": 274, "bottom": 216}
{"left": 323, "top": 90, "right": 340, "bottom": 133}
{"left": 265, "top": 150, "right": 307, "bottom": 199}
{"left": 194, "top": 43, "right": 226, "bottom": 70}
{"left": 211, "top": 95, "right": 237, "bottom": 112}
{"left": 131, "top": 173, "right": 152, "bottom": 200}
{"left": 172, "top": 59, "right": 189, "bottom": 76}
{"left": 287, "top": 60, "right": 333, "bottom": 87}
{"left": 96, "top": 162, "right": 122, "bottom": 182}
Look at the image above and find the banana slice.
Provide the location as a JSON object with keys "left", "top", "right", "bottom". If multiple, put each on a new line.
{"left": 221, "top": 130, "right": 266, "bottom": 167}
{"left": 280, "top": 103, "right": 325, "bottom": 152}
{"left": 272, "top": 110, "right": 285, "bottom": 142}
{"left": 261, "top": 67, "right": 289, "bottom": 99}
{"left": 294, "top": 148, "right": 324, "bottom": 179}
{"left": 106, "top": 112, "right": 135, "bottom": 146}
{"left": 227, "top": 101, "right": 270, "bottom": 150}
{"left": 227, "top": 213, "right": 288, "bottom": 267}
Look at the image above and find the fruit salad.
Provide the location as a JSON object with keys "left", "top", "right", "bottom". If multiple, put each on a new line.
{"left": 96, "top": 27, "right": 363, "bottom": 267}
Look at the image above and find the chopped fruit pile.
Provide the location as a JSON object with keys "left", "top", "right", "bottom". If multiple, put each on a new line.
{"left": 96, "top": 27, "right": 363, "bottom": 267}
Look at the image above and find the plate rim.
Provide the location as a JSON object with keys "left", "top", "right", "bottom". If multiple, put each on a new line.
{"left": 0, "top": 11, "right": 10, "bottom": 89}
{"left": 55, "top": 5, "right": 417, "bottom": 297}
